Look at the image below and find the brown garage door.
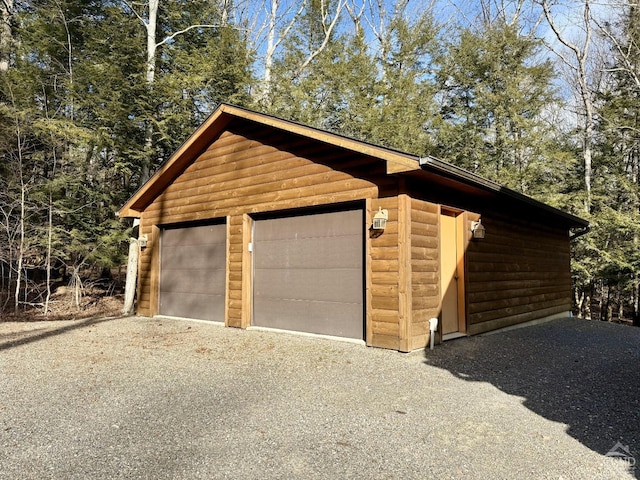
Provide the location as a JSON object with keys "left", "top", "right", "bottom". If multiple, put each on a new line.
{"left": 159, "top": 223, "right": 226, "bottom": 321}
{"left": 253, "top": 209, "right": 364, "bottom": 339}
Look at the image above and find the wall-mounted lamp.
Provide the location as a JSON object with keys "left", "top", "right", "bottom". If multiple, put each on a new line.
{"left": 139, "top": 234, "right": 148, "bottom": 248}
{"left": 471, "top": 219, "right": 486, "bottom": 239}
{"left": 370, "top": 207, "right": 389, "bottom": 238}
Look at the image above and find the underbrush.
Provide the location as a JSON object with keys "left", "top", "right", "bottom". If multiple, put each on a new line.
{"left": 1, "top": 279, "right": 125, "bottom": 322}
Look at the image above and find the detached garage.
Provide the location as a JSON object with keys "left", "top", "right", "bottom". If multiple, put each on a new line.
{"left": 118, "top": 104, "right": 588, "bottom": 352}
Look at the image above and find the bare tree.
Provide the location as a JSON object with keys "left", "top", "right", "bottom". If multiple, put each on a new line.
{"left": 540, "top": 0, "right": 597, "bottom": 214}
{"left": 0, "top": 0, "right": 13, "bottom": 72}
{"left": 593, "top": 3, "right": 640, "bottom": 91}
{"left": 12, "top": 117, "right": 28, "bottom": 313}
{"left": 123, "top": 0, "right": 228, "bottom": 181}
{"left": 261, "top": 0, "right": 307, "bottom": 100}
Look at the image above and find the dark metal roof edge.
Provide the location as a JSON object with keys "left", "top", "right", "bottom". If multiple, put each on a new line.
{"left": 419, "top": 156, "right": 589, "bottom": 228}
{"left": 118, "top": 102, "right": 588, "bottom": 230}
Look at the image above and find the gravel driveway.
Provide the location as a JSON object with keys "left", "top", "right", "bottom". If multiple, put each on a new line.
{"left": 1, "top": 316, "right": 638, "bottom": 479}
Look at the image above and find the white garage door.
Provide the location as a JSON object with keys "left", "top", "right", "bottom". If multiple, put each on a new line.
{"left": 253, "top": 209, "right": 364, "bottom": 339}
{"left": 159, "top": 223, "right": 226, "bottom": 321}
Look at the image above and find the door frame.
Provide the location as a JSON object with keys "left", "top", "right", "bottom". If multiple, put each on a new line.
{"left": 439, "top": 206, "right": 467, "bottom": 339}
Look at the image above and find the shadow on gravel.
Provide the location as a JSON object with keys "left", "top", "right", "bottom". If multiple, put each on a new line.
{"left": 0, "top": 315, "right": 121, "bottom": 352}
{"left": 424, "top": 318, "right": 640, "bottom": 478}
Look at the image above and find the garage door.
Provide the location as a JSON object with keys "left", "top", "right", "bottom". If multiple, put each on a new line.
{"left": 159, "top": 223, "right": 226, "bottom": 321}
{"left": 253, "top": 209, "right": 364, "bottom": 339}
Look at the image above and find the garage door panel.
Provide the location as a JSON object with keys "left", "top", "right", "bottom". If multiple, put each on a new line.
{"left": 255, "top": 268, "right": 362, "bottom": 303}
{"left": 162, "top": 224, "right": 226, "bottom": 246}
{"left": 161, "top": 244, "right": 226, "bottom": 270}
{"left": 256, "top": 298, "right": 363, "bottom": 339}
{"left": 159, "top": 292, "right": 225, "bottom": 320}
{"left": 160, "top": 268, "right": 225, "bottom": 295}
{"left": 255, "top": 236, "right": 362, "bottom": 269}
{"left": 256, "top": 211, "right": 362, "bottom": 240}
{"left": 160, "top": 223, "right": 226, "bottom": 322}
{"left": 253, "top": 209, "right": 363, "bottom": 339}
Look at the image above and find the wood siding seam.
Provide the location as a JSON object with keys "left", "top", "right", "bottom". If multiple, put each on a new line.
{"left": 398, "top": 194, "right": 412, "bottom": 352}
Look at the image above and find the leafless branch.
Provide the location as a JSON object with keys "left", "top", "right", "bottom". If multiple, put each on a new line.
{"left": 121, "top": 0, "right": 146, "bottom": 26}
{"left": 295, "top": 0, "right": 347, "bottom": 74}
{"left": 592, "top": 15, "right": 640, "bottom": 90}
{"left": 156, "top": 24, "right": 220, "bottom": 47}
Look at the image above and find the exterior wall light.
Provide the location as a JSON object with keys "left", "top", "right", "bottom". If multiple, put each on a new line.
{"left": 370, "top": 207, "right": 389, "bottom": 238}
{"left": 471, "top": 219, "right": 486, "bottom": 239}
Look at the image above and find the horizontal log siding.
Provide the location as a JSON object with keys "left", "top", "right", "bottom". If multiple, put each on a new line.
{"left": 137, "top": 124, "right": 387, "bottom": 329}
{"left": 409, "top": 199, "right": 440, "bottom": 351}
{"left": 466, "top": 215, "right": 571, "bottom": 335}
{"left": 136, "top": 221, "right": 159, "bottom": 316}
{"left": 142, "top": 132, "right": 380, "bottom": 224}
{"left": 369, "top": 197, "right": 401, "bottom": 350}
{"left": 227, "top": 215, "right": 243, "bottom": 328}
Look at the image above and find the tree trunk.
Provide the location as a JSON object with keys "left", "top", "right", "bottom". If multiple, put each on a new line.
{"left": 541, "top": 0, "right": 595, "bottom": 214}
{"left": 580, "top": 76, "right": 594, "bottom": 213}
{"left": 0, "top": 0, "right": 13, "bottom": 72}
{"left": 262, "top": 0, "right": 279, "bottom": 100}
{"left": 13, "top": 182, "right": 26, "bottom": 313}
{"left": 44, "top": 192, "right": 53, "bottom": 315}
{"left": 122, "top": 238, "right": 139, "bottom": 315}
{"left": 142, "top": 0, "right": 159, "bottom": 183}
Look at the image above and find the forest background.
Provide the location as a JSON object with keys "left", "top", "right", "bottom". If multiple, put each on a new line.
{"left": 0, "top": 0, "right": 638, "bottom": 324}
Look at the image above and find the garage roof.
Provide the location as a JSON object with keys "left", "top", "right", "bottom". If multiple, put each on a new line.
{"left": 117, "top": 103, "right": 588, "bottom": 230}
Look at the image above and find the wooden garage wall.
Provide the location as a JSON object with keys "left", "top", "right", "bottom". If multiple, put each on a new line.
{"left": 367, "top": 196, "right": 440, "bottom": 352}
{"left": 409, "top": 199, "right": 440, "bottom": 351}
{"left": 136, "top": 225, "right": 159, "bottom": 315}
{"left": 136, "top": 120, "right": 412, "bottom": 349}
{"left": 368, "top": 197, "right": 401, "bottom": 350}
{"left": 465, "top": 215, "right": 572, "bottom": 335}
{"left": 226, "top": 215, "right": 243, "bottom": 328}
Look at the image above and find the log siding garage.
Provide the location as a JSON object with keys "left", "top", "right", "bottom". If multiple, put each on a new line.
{"left": 118, "top": 104, "right": 588, "bottom": 352}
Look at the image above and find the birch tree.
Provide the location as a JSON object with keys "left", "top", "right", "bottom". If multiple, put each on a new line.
{"left": 0, "top": 0, "right": 12, "bottom": 72}
{"left": 123, "top": 0, "right": 242, "bottom": 181}
{"left": 540, "top": 0, "right": 597, "bottom": 214}
{"left": 590, "top": 1, "right": 640, "bottom": 323}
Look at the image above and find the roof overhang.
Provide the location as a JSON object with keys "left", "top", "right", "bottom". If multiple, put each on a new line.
{"left": 117, "top": 103, "right": 588, "bottom": 232}
{"left": 418, "top": 156, "right": 589, "bottom": 229}
{"left": 117, "top": 103, "right": 419, "bottom": 218}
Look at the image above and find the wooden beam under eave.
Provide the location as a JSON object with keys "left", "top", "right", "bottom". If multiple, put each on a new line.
{"left": 117, "top": 207, "right": 141, "bottom": 218}
{"left": 387, "top": 159, "right": 421, "bottom": 175}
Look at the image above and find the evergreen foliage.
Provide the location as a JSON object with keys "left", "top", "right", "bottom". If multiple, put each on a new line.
{"left": 0, "top": 0, "right": 638, "bottom": 323}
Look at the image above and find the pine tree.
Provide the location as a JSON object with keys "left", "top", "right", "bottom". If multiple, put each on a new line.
{"left": 267, "top": 2, "right": 438, "bottom": 154}
{"left": 589, "top": 1, "right": 640, "bottom": 323}
{"left": 432, "top": 22, "right": 563, "bottom": 197}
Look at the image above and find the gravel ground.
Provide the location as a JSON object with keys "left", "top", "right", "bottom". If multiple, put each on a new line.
{"left": 0, "top": 316, "right": 638, "bottom": 479}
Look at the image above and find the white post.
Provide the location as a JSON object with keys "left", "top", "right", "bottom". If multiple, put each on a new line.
{"left": 429, "top": 317, "right": 439, "bottom": 350}
{"left": 122, "top": 238, "right": 139, "bottom": 315}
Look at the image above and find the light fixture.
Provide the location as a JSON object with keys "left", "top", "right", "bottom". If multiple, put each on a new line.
{"left": 370, "top": 207, "right": 389, "bottom": 238}
{"left": 471, "top": 219, "right": 486, "bottom": 239}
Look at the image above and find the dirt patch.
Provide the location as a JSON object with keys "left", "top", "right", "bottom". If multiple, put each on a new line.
{"left": 1, "top": 289, "right": 124, "bottom": 322}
